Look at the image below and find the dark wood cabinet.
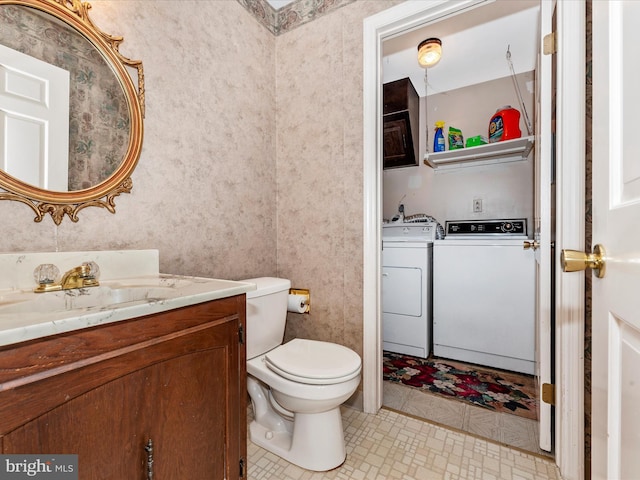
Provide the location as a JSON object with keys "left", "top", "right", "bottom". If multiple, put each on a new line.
{"left": 0, "top": 295, "right": 246, "bottom": 479}
{"left": 383, "top": 78, "right": 420, "bottom": 169}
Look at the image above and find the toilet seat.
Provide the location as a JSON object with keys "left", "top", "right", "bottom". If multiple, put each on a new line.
{"left": 265, "top": 338, "right": 361, "bottom": 385}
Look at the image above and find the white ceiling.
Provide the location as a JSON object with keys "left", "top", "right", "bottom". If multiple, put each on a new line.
{"left": 382, "top": 1, "right": 540, "bottom": 97}
{"left": 266, "top": 0, "right": 294, "bottom": 9}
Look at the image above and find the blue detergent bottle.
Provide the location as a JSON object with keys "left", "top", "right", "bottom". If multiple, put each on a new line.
{"left": 433, "top": 121, "right": 445, "bottom": 152}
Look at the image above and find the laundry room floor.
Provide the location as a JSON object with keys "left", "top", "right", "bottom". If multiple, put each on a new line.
{"left": 383, "top": 380, "right": 549, "bottom": 457}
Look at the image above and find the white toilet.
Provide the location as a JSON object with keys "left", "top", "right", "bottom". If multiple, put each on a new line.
{"left": 243, "top": 277, "right": 362, "bottom": 471}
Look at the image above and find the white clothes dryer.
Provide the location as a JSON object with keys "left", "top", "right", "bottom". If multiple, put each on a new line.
{"left": 382, "top": 222, "right": 436, "bottom": 358}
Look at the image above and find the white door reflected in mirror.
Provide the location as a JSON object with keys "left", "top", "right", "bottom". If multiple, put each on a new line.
{"left": 0, "top": 43, "right": 69, "bottom": 191}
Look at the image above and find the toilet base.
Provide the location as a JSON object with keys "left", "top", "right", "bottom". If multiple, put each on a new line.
{"left": 249, "top": 407, "right": 346, "bottom": 471}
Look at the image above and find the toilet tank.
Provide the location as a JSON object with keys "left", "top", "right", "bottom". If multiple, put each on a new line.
{"left": 243, "top": 277, "right": 291, "bottom": 360}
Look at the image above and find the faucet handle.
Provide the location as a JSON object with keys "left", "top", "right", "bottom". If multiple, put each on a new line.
{"left": 33, "top": 264, "right": 60, "bottom": 286}
{"left": 81, "top": 261, "right": 100, "bottom": 280}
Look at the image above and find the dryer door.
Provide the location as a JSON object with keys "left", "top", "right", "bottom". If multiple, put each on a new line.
{"left": 382, "top": 266, "right": 423, "bottom": 317}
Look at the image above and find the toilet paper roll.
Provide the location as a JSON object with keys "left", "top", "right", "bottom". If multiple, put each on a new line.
{"left": 287, "top": 294, "right": 309, "bottom": 314}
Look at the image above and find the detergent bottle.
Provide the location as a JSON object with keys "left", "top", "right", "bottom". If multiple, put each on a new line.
{"left": 488, "top": 106, "right": 521, "bottom": 143}
{"left": 433, "top": 121, "right": 445, "bottom": 152}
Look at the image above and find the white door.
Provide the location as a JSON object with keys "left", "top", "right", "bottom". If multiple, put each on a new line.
{"left": 590, "top": 2, "right": 640, "bottom": 478}
{"left": 0, "top": 44, "right": 69, "bottom": 191}
{"left": 533, "top": 0, "right": 554, "bottom": 453}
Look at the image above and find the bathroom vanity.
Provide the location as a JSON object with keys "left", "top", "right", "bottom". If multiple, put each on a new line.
{"left": 0, "top": 250, "right": 254, "bottom": 479}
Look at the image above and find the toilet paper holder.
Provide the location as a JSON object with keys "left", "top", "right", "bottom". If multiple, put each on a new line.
{"left": 289, "top": 288, "right": 310, "bottom": 314}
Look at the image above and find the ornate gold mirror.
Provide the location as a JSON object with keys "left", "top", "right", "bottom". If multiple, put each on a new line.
{"left": 0, "top": 0, "right": 144, "bottom": 224}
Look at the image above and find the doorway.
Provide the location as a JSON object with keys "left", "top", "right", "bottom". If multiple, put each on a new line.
{"left": 362, "top": 1, "right": 586, "bottom": 477}
{"left": 378, "top": 0, "right": 544, "bottom": 455}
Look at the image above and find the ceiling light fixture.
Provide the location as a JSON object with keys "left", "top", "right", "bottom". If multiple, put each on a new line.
{"left": 417, "top": 38, "right": 442, "bottom": 68}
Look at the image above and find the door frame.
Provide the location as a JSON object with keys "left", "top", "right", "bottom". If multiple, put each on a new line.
{"left": 362, "top": 1, "right": 585, "bottom": 478}
{"left": 553, "top": 2, "right": 585, "bottom": 478}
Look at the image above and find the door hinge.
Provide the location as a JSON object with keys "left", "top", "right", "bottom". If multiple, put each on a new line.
{"left": 238, "top": 324, "right": 245, "bottom": 344}
{"left": 239, "top": 458, "right": 245, "bottom": 477}
{"left": 543, "top": 32, "right": 556, "bottom": 55}
{"left": 542, "top": 383, "right": 555, "bottom": 405}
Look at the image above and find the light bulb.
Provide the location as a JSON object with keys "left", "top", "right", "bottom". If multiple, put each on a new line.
{"left": 417, "top": 38, "right": 442, "bottom": 68}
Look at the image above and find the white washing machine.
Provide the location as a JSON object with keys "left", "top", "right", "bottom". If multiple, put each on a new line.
{"left": 382, "top": 222, "right": 436, "bottom": 358}
{"left": 433, "top": 219, "right": 535, "bottom": 374}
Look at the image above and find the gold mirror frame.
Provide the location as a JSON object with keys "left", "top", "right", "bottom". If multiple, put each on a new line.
{"left": 0, "top": 0, "right": 144, "bottom": 224}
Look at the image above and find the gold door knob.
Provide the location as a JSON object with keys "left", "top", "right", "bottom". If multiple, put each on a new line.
{"left": 523, "top": 240, "right": 540, "bottom": 250}
{"left": 561, "top": 244, "right": 606, "bottom": 278}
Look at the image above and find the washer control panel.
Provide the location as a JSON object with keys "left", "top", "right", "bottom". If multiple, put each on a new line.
{"left": 445, "top": 219, "right": 527, "bottom": 237}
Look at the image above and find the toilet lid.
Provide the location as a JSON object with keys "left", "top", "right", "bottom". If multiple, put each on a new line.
{"left": 265, "top": 338, "right": 361, "bottom": 385}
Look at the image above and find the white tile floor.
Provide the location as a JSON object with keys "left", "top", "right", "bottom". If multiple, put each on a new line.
{"left": 247, "top": 406, "right": 562, "bottom": 480}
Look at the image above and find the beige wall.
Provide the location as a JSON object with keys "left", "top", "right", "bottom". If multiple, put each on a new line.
{"left": 0, "top": 0, "right": 402, "bottom": 360}
{"left": 0, "top": 1, "right": 277, "bottom": 281}
{"left": 275, "top": 0, "right": 401, "bottom": 357}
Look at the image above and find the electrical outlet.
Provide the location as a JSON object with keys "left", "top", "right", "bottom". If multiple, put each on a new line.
{"left": 473, "top": 198, "right": 483, "bottom": 213}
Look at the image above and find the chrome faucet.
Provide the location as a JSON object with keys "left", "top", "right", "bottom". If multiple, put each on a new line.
{"left": 34, "top": 262, "right": 100, "bottom": 293}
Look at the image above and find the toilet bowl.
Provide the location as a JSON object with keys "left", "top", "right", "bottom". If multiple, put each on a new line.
{"left": 247, "top": 342, "right": 361, "bottom": 471}
{"left": 242, "top": 277, "right": 362, "bottom": 471}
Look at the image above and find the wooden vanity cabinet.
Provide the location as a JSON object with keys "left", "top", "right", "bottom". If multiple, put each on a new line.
{"left": 0, "top": 295, "right": 247, "bottom": 479}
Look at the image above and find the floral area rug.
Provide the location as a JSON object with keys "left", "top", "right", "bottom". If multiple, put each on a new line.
{"left": 383, "top": 351, "right": 538, "bottom": 420}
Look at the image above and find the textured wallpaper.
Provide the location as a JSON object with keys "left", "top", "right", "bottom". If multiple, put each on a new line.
{"left": 275, "top": 0, "right": 402, "bottom": 357}
{"left": 0, "top": 0, "right": 278, "bottom": 282}
{"left": 0, "top": 0, "right": 399, "bottom": 362}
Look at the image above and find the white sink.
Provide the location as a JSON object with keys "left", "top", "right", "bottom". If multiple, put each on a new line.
{"left": 0, "top": 292, "right": 31, "bottom": 308}
{"left": 104, "top": 275, "right": 195, "bottom": 289}
{"left": 0, "top": 285, "right": 177, "bottom": 315}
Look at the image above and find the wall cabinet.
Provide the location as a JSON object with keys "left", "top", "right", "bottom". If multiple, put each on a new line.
{"left": 383, "top": 78, "right": 420, "bottom": 169}
{"left": 0, "top": 295, "right": 247, "bottom": 479}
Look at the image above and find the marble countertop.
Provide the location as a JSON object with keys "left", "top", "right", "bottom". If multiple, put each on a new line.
{"left": 0, "top": 274, "right": 255, "bottom": 347}
{"left": 0, "top": 250, "right": 256, "bottom": 347}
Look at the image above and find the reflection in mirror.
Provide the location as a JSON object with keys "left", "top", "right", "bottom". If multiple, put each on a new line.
{"left": 0, "top": 4, "right": 129, "bottom": 192}
{"left": 0, "top": 0, "right": 144, "bottom": 224}
{"left": 0, "top": 42, "right": 70, "bottom": 190}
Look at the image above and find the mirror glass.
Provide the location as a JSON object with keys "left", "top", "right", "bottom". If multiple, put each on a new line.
{"left": 0, "top": 0, "right": 143, "bottom": 224}
{"left": 0, "top": 4, "right": 129, "bottom": 192}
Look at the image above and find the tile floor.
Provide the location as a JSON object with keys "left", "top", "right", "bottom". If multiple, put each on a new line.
{"left": 247, "top": 406, "right": 561, "bottom": 480}
{"left": 383, "top": 381, "right": 549, "bottom": 456}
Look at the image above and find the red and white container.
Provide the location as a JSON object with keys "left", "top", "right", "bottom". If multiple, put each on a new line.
{"left": 488, "top": 106, "right": 521, "bottom": 143}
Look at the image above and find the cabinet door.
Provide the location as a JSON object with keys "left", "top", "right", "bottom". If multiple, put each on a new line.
{"left": 145, "top": 323, "right": 239, "bottom": 479}
{"left": 383, "top": 111, "right": 417, "bottom": 168}
{"left": 3, "top": 366, "right": 151, "bottom": 478}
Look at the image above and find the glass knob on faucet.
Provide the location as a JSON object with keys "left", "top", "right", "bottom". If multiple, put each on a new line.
{"left": 81, "top": 261, "right": 100, "bottom": 279}
{"left": 33, "top": 264, "right": 60, "bottom": 285}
